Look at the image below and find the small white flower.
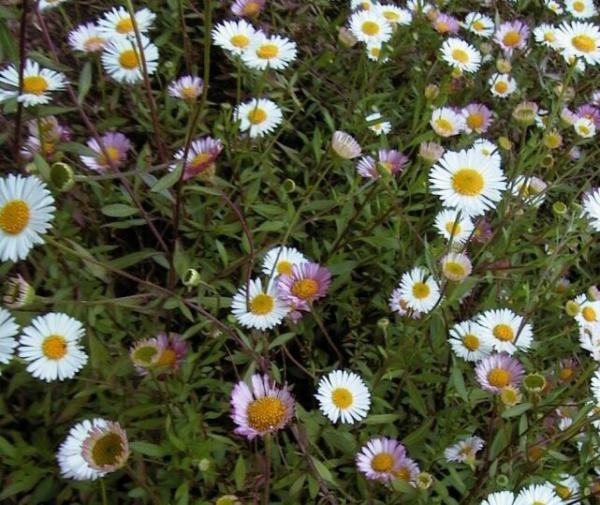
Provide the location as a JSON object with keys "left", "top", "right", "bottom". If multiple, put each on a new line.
{"left": 231, "top": 278, "right": 288, "bottom": 330}
{"left": 444, "top": 436, "right": 485, "bottom": 463}
{"left": 476, "top": 308, "right": 534, "bottom": 355}
{"left": 349, "top": 9, "right": 393, "bottom": 44}
{"left": 440, "top": 38, "right": 482, "bottom": 73}
{"left": 583, "top": 188, "right": 600, "bottom": 232}
{"left": 514, "top": 483, "right": 566, "bottom": 505}
{"left": 68, "top": 23, "right": 108, "bottom": 53}
{"left": 97, "top": 6, "right": 155, "bottom": 39}
{"left": 315, "top": 370, "right": 371, "bottom": 423}
{"left": 242, "top": 33, "right": 298, "bottom": 70}
{"left": 0, "top": 307, "right": 18, "bottom": 368}
{"left": 573, "top": 116, "right": 596, "bottom": 137}
{"left": 434, "top": 208, "right": 475, "bottom": 244}
{"left": 212, "top": 19, "right": 258, "bottom": 55}
{"left": 101, "top": 36, "right": 159, "bottom": 84}
{"left": 0, "top": 59, "right": 66, "bottom": 107}
{"left": 430, "top": 107, "right": 465, "bottom": 137}
{"left": 462, "top": 12, "right": 495, "bottom": 38}
{"left": 565, "top": 0, "right": 597, "bottom": 19}
{"left": 262, "top": 246, "right": 308, "bottom": 278}
{"left": 235, "top": 98, "right": 283, "bottom": 138}
{"left": 489, "top": 73, "right": 518, "bottom": 98}
{"left": 365, "top": 112, "right": 391, "bottom": 135}
{"left": 448, "top": 320, "right": 492, "bottom": 362}
{"left": 398, "top": 267, "right": 441, "bottom": 313}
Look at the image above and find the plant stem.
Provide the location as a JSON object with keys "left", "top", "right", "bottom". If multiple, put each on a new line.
{"left": 13, "top": 0, "right": 30, "bottom": 167}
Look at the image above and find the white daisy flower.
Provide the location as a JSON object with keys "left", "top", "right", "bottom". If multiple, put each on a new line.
{"left": 0, "top": 307, "right": 18, "bottom": 368}
{"left": 429, "top": 148, "right": 507, "bottom": 217}
{"left": 434, "top": 208, "right": 474, "bottom": 244}
{"left": 375, "top": 4, "right": 412, "bottom": 25}
{"left": 441, "top": 252, "right": 472, "bottom": 282}
{"left": 591, "top": 369, "right": 600, "bottom": 403}
{"left": 366, "top": 42, "right": 389, "bottom": 62}
{"left": 39, "top": 0, "right": 68, "bottom": 10}
{"left": 68, "top": 23, "right": 108, "bottom": 53}
{"left": 389, "top": 288, "right": 422, "bottom": 319}
{"left": 101, "top": 36, "right": 159, "bottom": 84}
{"left": 234, "top": 98, "right": 283, "bottom": 138}
{"left": 533, "top": 23, "right": 559, "bottom": 48}
{"left": 315, "top": 370, "right": 371, "bottom": 424}
{"left": 512, "top": 175, "right": 547, "bottom": 207}
{"left": 349, "top": 9, "right": 393, "bottom": 44}
{"left": 482, "top": 491, "right": 516, "bottom": 505}
{"left": 242, "top": 33, "right": 298, "bottom": 70}
{"left": 0, "top": 59, "right": 66, "bottom": 107}
{"left": 440, "top": 38, "right": 482, "bottom": 73}
{"left": 212, "top": 19, "right": 258, "bottom": 55}
{"left": 262, "top": 246, "right": 308, "bottom": 278}
{"left": 565, "top": 0, "right": 597, "bottom": 18}
{"left": 448, "top": 320, "right": 492, "bottom": 362}
{"left": 365, "top": 112, "right": 391, "bottom": 135}
{"left": 462, "top": 12, "right": 495, "bottom": 38}
{"left": 231, "top": 278, "right": 288, "bottom": 330}
{"left": 583, "top": 188, "right": 600, "bottom": 231}
{"left": 168, "top": 75, "right": 204, "bottom": 100}
{"left": 444, "top": 436, "right": 485, "bottom": 463}
{"left": 470, "top": 138, "right": 502, "bottom": 168}
{"left": 545, "top": 0, "right": 564, "bottom": 14}
{"left": 351, "top": 0, "right": 375, "bottom": 10}
{"left": 398, "top": 267, "right": 441, "bottom": 313}
{"left": 476, "top": 308, "right": 534, "bottom": 354}
{"left": 514, "top": 483, "right": 565, "bottom": 505}
{"left": 57, "top": 419, "right": 106, "bottom": 481}
{"left": 0, "top": 174, "right": 55, "bottom": 262}
{"left": 97, "top": 6, "right": 155, "bottom": 39}
{"left": 574, "top": 297, "right": 600, "bottom": 328}
{"left": 17, "top": 313, "right": 88, "bottom": 382}
{"left": 573, "top": 116, "right": 596, "bottom": 137}
{"left": 555, "top": 21, "right": 600, "bottom": 66}
{"left": 430, "top": 107, "right": 465, "bottom": 137}
{"left": 489, "top": 73, "right": 518, "bottom": 98}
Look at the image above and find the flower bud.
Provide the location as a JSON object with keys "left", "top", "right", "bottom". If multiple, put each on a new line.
{"left": 282, "top": 178, "right": 296, "bottom": 193}
{"left": 552, "top": 201, "right": 567, "bottom": 216}
{"left": 424, "top": 84, "right": 439, "bottom": 100}
{"left": 183, "top": 268, "right": 201, "bottom": 288}
{"left": 338, "top": 27, "right": 358, "bottom": 48}
{"left": 50, "top": 162, "right": 75, "bottom": 192}
{"left": 4, "top": 275, "right": 35, "bottom": 308}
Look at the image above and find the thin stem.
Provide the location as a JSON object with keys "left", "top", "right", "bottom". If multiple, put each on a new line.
{"left": 263, "top": 434, "right": 272, "bottom": 505}
{"left": 100, "top": 479, "right": 108, "bottom": 505}
{"left": 13, "top": 0, "right": 30, "bottom": 166}
{"left": 178, "top": 0, "right": 192, "bottom": 74}
{"left": 311, "top": 305, "right": 343, "bottom": 364}
{"left": 201, "top": 0, "right": 212, "bottom": 109}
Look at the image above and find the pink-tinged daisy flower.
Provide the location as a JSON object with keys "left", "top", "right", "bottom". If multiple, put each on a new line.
{"left": 444, "top": 436, "right": 485, "bottom": 464}
{"left": 494, "top": 20, "right": 530, "bottom": 55}
{"left": 432, "top": 13, "right": 460, "bottom": 34}
{"left": 356, "top": 149, "right": 409, "bottom": 179}
{"left": 576, "top": 104, "right": 600, "bottom": 127}
{"left": 168, "top": 75, "right": 204, "bottom": 100}
{"left": 21, "top": 116, "right": 70, "bottom": 160}
{"left": 462, "top": 104, "right": 492, "bottom": 134}
{"left": 389, "top": 287, "right": 422, "bottom": 319}
{"left": 231, "top": 0, "right": 265, "bottom": 17}
{"left": 80, "top": 132, "right": 131, "bottom": 172}
{"left": 171, "top": 137, "right": 223, "bottom": 180}
{"left": 230, "top": 374, "right": 295, "bottom": 439}
{"left": 68, "top": 23, "right": 107, "bottom": 53}
{"left": 277, "top": 262, "right": 331, "bottom": 312}
{"left": 475, "top": 353, "right": 525, "bottom": 394}
{"left": 395, "top": 457, "right": 420, "bottom": 486}
{"left": 80, "top": 420, "right": 129, "bottom": 475}
{"left": 332, "top": 131, "right": 361, "bottom": 159}
{"left": 154, "top": 333, "right": 188, "bottom": 373}
{"left": 356, "top": 437, "right": 407, "bottom": 482}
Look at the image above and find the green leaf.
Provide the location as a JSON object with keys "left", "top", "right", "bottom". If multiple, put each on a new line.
{"left": 101, "top": 204, "right": 139, "bottom": 218}
{"left": 310, "top": 456, "right": 335, "bottom": 485}
{"left": 234, "top": 455, "right": 246, "bottom": 490}
{"left": 151, "top": 162, "right": 182, "bottom": 192}
{"left": 130, "top": 441, "right": 168, "bottom": 457}
{"left": 77, "top": 62, "right": 92, "bottom": 104}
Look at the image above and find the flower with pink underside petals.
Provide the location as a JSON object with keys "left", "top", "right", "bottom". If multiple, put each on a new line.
{"left": 494, "top": 20, "right": 529, "bottom": 55}
{"left": 357, "top": 149, "right": 409, "bottom": 179}
{"left": 80, "top": 132, "right": 131, "bottom": 172}
{"left": 462, "top": 104, "right": 492, "bottom": 134}
{"left": 475, "top": 353, "right": 525, "bottom": 394}
{"left": 356, "top": 437, "right": 407, "bottom": 482}
{"left": 168, "top": 75, "right": 204, "bottom": 100}
{"left": 230, "top": 374, "right": 295, "bottom": 439}
{"left": 277, "top": 262, "right": 331, "bottom": 312}
{"left": 172, "top": 137, "right": 223, "bottom": 180}
{"left": 231, "top": 0, "right": 265, "bottom": 17}
{"left": 432, "top": 13, "right": 460, "bottom": 34}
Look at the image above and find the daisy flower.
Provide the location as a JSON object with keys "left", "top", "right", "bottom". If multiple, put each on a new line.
{"left": 481, "top": 491, "right": 516, "bottom": 505}
{"left": 545, "top": 0, "right": 564, "bottom": 14}
{"left": 555, "top": 21, "right": 600, "bottom": 66}
{"left": 212, "top": 20, "right": 258, "bottom": 55}
{"left": 230, "top": 374, "right": 295, "bottom": 439}
{"left": 356, "top": 149, "right": 409, "bottom": 179}
{"left": 576, "top": 103, "right": 600, "bottom": 126}
{"left": 514, "top": 483, "right": 565, "bottom": 505}
{"left": 434, "top": 208, "right": 474, "bottom": 244}
{"left": 231, "top": 0, "right": 265, "bottom": 17}
{"left": 389, "top": 288, "right": 422, "bottom": 319}
{"left": 440, "top": 38, "right": 482, "bottom": 73}
{"left": 462, "top": 104, "right": 492, "bottom": 134}
{"left": 231, "top": 278, "right": 288, "bottom": 330}
{"left": 234, "top": 98, "right": 283, "bottom": 138}
{"left": 352, "top": 0, "right": 376, "bottom": 10}
{"left": 583, "top": 187, "right": 600, "bottom": 231}
{"left": 17, "top": 313, "right": 87, "bottom": 382}
{"left": 277, "top": 262, "right": 331, "bottom": 312}
{"left": 101, "top": 36, "right": 159, "bottom": 84}
{"left": 470, "top": 138, "right": 501, "bottom": 168}
{"left": 489, "top": 73, "right": 518, "bottom": 98}
{"left": 0, "top": 59, "right": 66, "bottom": 107}
{"left": 494, "top": 20, "right": 529, "bottom": 55}
{"left": 574, "top": 297, "right": 600, "bottom": 328}
{"left": 130, "top": 337, "right": 163, "bottom": 374}
{"left": 172, "top": 136, "right": 223, "bottom": 180}
{"left": 365, "top": 42, "right": 389, "bottom": 62}
{"left": 475, "top": 353, "right": 525, "bottom": 394}
{"left": 444, "top": 436, "right": 485, "bottom": 464}
{"left": 512, "top": 175, "right": 547, "bottom": 207}
{"left": 365, "top": 112, "right": 391, "bottom": 135}
{"left": 261, "top": 246, "right": 308, "bottom": 278}
{"left": 432, "top": 13, "right": 460, "bottom": 35}
{"left": 430, "top": 107, "right": 465, "bottom": 137}
{"left": 448, "top": 320, "right": 492, "bottom": 362}
{"left": 315, "top": 370, "right": 371, "bottom": 424}
{"left": 477, "top": 308, "right": 534, "bottom": 354}
{"left": 463, "top": 12, "right": 494, "bottom": 38}
{"left": 168, "top": 75, "right": 204, "bottom": 100}
{"left": 398, "top": 266, "right": 441, "bottom": 313}
{"left": 375, "top": 4, "right": 412, "bottom": 25}
{"left": 573, "top": 116, "right": 596, "bottom": 137}
{"left": 80, "top": 132, "right": 131, "bottom": 172}
{"left": 0, "top": 174, "right": 55, "bottom": 262}
{"left": 57, "top": 418, "right": 129, "bottom": 480}
{"left": 131, "top": 333, "right": 187, "bottom": 376}
{"left": 534, "top": 24, "right": 559, "bottom": 48}
{"left": 332, "top": 131, "right": 361, "bottom": 159}
{"left": 565, "top": 0, "right": 597, "bottom": 18}
{"left": 39, "top": 0, "right": 68, "bottom": 10}
{"left": 429, "top": 148, "right": 507, "bottom": 217}
{"left": 242, "top": 34, "right": 298, "bottom": 71}
{"left": 441, "top": 252, "right": 472, "bottom": 282}
{"left": 356, "top": 437, "right": 407, "bottom": 482}
{"left": 97, "top": 6, "right": 155, "bottom": 39}
{"left": 68, "top": 23, "right": 108, "bottom": 53}
{"left": 0, "top": 307, "right": 18, "bottom": 368}
{"left": 394, "top": 457, "right": 420, "bottom": 486}
{"left": 349, "top": 9, "right": 393, "bottom": 44}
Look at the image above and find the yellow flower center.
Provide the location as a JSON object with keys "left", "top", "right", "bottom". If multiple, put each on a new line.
{"left": 98, "top": 146, "right": 121, "bottom": 167}
{"left": 291, "top": 278, "right": 319, "bottom": 300}
{"left": 157, "top": 349, "right": 177, "bottom": 367}
{"left": 0, "top": 200, "right": 30, "bottom": 235}
{"left": 42, "top": 335, "right": 67, "bottom": 360}
{"left": 444, "top": 261, "right": 466, "bottom": 278}
{"left": 249, "top": 293, "right": 274, "bottom": 315}
{"left": 382, "top": 11, "right": 399, "bottom": 21}
{"left": 91, "top": 432, "right": 125, "bottom": 466}
{"left": 119, "top": 49, "right": 139, "bottom": 70}
{"left": 578, "top": 124, "right": 591, "bottom": 136}
{"left": 452, "top": 168, "right": 484, "bottom": 196}
{"left": 116, "top": 17, "right": 134, "bottom": 34}
{"left": 379, "top": 161, "right": 393, "bottom": 174}
{"left": 459, "top": 446, "right": 474, "bottom": 458}
{"left": 467, "top": 112, "right": 484, "bottom": 130}
{"left": 23, "top": 75, "right": 48, "bottom": 95}
{"left": 190, "top": 152, "right": 212, "bottom": 169}
{"left": 544, "top": 32, "right": 555, "bottom": 42}
{"left": 488, "top": 367, "right": 510, "bottom": 388}
{"left": 494, "top": 80, "right": 509, "bottom": 94}
{"left": 247, "top": 107, "right": 267, "bottom": 124}
{"left": 361, "top": 21, "right": 380, "bottom": 36}
{"left": 503, "top": 31, "right": 521, "bottom": 47}
{"left": 582, "top": 306, "right": 597, "bottom": 322}
{"left": 230, "top": 34, "right": 250, "bottom": 48}
{"left": 452, "top": 48, "right": 470, "bottom": 64}
{"left": 555, "top": 485, "right": 571, "bottom": 499}
{"left": 572, "top": 34, "right": 596, "bottom": 52}
{"left": 436, "top": 21, "right": 450, "bottom": 33}
{"left": 493, "top": 324, "right": 514, "bottom": 342}
{"left": 246, "top": 396, "right": 286, "bottom": 432}
{"left": 445, "top": 221, "right": 461, "bottom": 235}
{"left": 559, "top": 367, "right": 573, "bottom": 380}
{"left": 573, "top": 1, "right": 585, "bottom": 12}
{"left": 500, "top": 386, "right": 520, "bottom": 406}
{"left": 412, "top": 281, "right": 430, "bottom": 299}
{"left": 276, "top": 260, "right": 293, "bottom": 275}
{"left": 472, "top": 20, "right": 485, "bottom": 31}
{"left": 180, "top": 86, "right": 198, "bottom": 98}
{"left": 331, "top": 387, "right": 353, "bottom": 409}
{"left": 434, "top": 118, "right": 454, "bottom": 134}
{"left": 395, "top": 465, "right": 411, "bottom": 481}
{"left": 84, "top": 36, "right": 106, "bottom": 51}
{"left": 371, "top": 452, "right": 394, "bottom": 472}
{"left": 370, "top": 47, "right": 381, "bottom": 58}
{"left": 256, "top": 43, "right": 279, "bottom": 59}
{"left": 463, "top": 334, "right": 480, "bottom": 351}
{"left": 243, "top": 1, "right": 261, "bottom": 15}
